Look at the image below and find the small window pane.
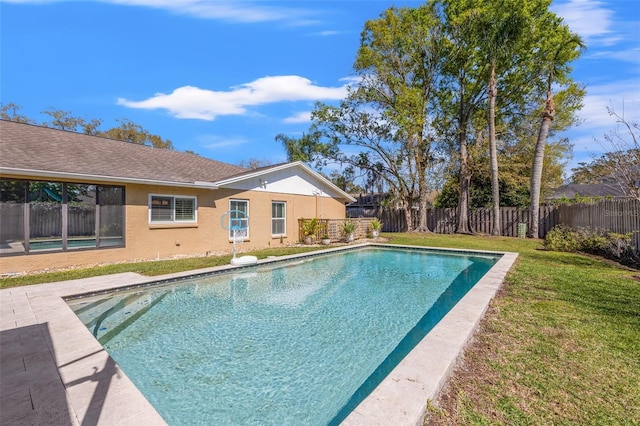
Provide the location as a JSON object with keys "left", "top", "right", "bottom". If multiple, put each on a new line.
{"left": 68, "top": 184, "right": 97, "bottom": 250}
{"left": 175, "top": 198, "right": 195, "bottom": 221}
{"left": 151, "top": 196, "right": 174, "bottom": 222}
{"left": 0, "top": 179, "right": 26, "bottom": 255}
{"left": 271, "top": 202, "right": 285, "bottom": 236}
{"left": 229, "top": 200, "right": 249, "bottom": 239}
{"left": 29, "top": 181, "right": 63, "bottom": 251}
{"left": 98, "top": 186, "right": 124, "bottom": 247}
{"left": 272, "top": 219, "right": 285, "bottom": 235}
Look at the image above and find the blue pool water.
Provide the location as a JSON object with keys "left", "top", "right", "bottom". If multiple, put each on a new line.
{"left": 68, "top": 246, "right": 498, "bottom": 425}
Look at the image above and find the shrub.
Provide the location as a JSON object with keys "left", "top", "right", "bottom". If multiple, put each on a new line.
{"left": 579, "top": 229, "right": 639, "bottom": 269}
{"left": 575, "top": 227, "right": 607, "bottom": 253}
{"left": 341, "top": 220, "right": 356, "bottom": 235}
{"left": 301, "top": 218, "right": 319, "bottom": 236}
{"left": 545, "top": 225, "right": 640, "bottom": 269}
{"left": 544, "top": 225, "right": 580, "bottom": 252}
{"left": 370, "top": 218, "right": 383, "bottom": 231}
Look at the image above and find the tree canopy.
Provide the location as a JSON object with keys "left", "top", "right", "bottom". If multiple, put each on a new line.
{"left": 279, "top": 0, "right": 584, "bottom": 234}
{"left": 1, "top": 103, "right": 173, "bottom": 149}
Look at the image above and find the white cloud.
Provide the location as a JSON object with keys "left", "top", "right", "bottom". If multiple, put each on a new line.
{"left": 283, "top": 111, "right": 312, "bottom": 124}
{"left": 5, "top": 0, "right": 316, "bottom": 24}
{"left": 115, "top": 0, "right": 314, "bottom": 23}
{"left": 118, "top": 75, "right": 349, "bottom": 120}
{"left": 552, "top": 0, "right": 617, "bottom": 45}
{"left": 576, "top": 79, "right": 640, "bottom": 130}
{"left": 562, "top": 79, "right": 639, "bottom": 165}
{"left": 589, "top": 46, "right": 640, "bottom": 66}
{"left": 196, "top": 134, "right": 250, "bottom": 150}
{"left": 309, "top": 30, "right": 342, "bottom": 37}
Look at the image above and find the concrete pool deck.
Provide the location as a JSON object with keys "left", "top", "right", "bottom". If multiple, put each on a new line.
{"left": 0, "top": 244, "right": 518, "bottom": 425}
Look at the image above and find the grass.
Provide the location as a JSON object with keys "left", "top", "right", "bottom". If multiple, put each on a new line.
{"left": 0, "top": 246, "right": 325, "bottom": 289}
{"left": 2, "top": 233, "right": 639, "bottom": 423}
{"left": 385, "top": 233, "right": 640, "bottom": 425}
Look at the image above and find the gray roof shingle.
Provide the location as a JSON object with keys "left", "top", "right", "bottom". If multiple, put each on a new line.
{"left": 548, "top": 183, "right": 628, "bottom": 199}
{"left": 0, "top": 120, "right": 248, "bottom": 185}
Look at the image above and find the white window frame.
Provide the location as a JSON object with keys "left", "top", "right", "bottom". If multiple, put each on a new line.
{"left": 271, "top": 201, "right": 286, "bottom": 237}
{"left": 229, "top": 199, "right": 249, "bottom": 240}
{"left": 149, "top": 194, "right": 197, "bottom": 224}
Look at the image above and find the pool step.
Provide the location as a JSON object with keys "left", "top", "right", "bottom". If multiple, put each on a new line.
{"left": 70, "top": 292, "right": 168, "bottom": 345}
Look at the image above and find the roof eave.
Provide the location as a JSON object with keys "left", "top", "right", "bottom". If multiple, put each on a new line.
{"left": 0, "top": 168, "right": 219, "bottom": 190}
{"left": 213, "top": 161, "right": 357, "bottom": 202}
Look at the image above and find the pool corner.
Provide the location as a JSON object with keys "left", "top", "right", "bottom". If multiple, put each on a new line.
{"left": 340, "top": 250, "right": 518, "bottom": 425}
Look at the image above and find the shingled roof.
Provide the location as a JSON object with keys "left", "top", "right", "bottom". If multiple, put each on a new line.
{"left": 548, "top": 183, "right": 628, "bottom": 199}
{"left": 0, "top": 120, "right": 248, "bottom": 187}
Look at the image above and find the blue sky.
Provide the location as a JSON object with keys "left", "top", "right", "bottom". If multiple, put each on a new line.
{"left": 1, "top": 0, "right": 639, "bottom": 178}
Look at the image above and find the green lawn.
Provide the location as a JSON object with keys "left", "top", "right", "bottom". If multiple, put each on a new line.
{"left": 0, "top": 246, "right": 324, "bottom": 289}
{"left": 2, "top": 233, "right": 638, "bottom": 423}
{"left": 387, "top": 233, "right": 640, "bottom": 425}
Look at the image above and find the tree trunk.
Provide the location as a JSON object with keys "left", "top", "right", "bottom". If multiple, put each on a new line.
{"left": 416, "top": 146, "right": 431, "bottom": 232}
{"left": 489, "top": 63, "right": 501, "bottom": 236}
{"left": 417, "top": 179, "right": 430, "bottom": 232}
{"left": 403, "top": 202, "right": 413, "bottom": 232}
{"left": 455, "top": 71, "right": 472, "bottom": 235}
{"left": 457, "top": 131, "right": 472, "bottom": 234}
{"left": 529, "top": 91, "right": 555, "bottom": 238}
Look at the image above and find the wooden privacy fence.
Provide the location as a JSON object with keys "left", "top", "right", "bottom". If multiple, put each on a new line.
{"left": 348, "top": 199, "right": 639, "bottom": 249}
{"left": 348, "top": 206, "right": 555, "bottom": 238}
{"left": 557, "top": 199, "right": 640, "bottom": 250}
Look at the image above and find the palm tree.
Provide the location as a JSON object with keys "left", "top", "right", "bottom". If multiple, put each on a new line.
{"left": 484, "top": 14, "right": 525, "bottom": 236}
{"left": 529, "top": 30, "right": 585, "bottom": 238}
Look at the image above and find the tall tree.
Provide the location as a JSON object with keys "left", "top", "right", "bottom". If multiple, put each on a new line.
{"left": 438, "top": 0, "right": 490, "bottom": 233}
{"left": 355, "top": 4, "right": 443, "bottom": 231}
{"left": 439, "top": 0, "right": 582, "bottom": 235}
{"left": 237, "top": 158, "right": 272, "bottom": 170}
{"left": 100, "top": 118, "right": 173, "bottom": 149}
{"left": 2, "top": 104, "right": 174, "bottom": 149}
{"left": 275, "top": 132, "right": 335, "bottom": 167}
{"left": 435, "top": 133, "right": 572, "bottom": 209}
{"left": 312, "top": 4, "right": 445, "bottom": 232}
{"left": 528, "top": 25, "right": 585, "bottom": 238}
{"left": 476, "top": 5, "right": 526, "bottom": 236}
{"left": 311, "top": 100, "right": 419, "bottom": 229}
{"left": 0, "top": 103, "right": 35, "bottom": 124}
{"left": 41, "top": 107, "right": 102, "bottom": 134}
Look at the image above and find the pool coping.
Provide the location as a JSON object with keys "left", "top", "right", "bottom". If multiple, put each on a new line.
{"left": 0, "top": 243, "right": 518, "bottom": 425}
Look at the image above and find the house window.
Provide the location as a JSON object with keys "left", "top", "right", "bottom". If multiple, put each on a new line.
{"left": 229, "top": 199, "right": 249, "bottom": 239}
{"left": 272, "top": 201, "right": 286, "bottom": 236}
{"left": 150, "top": 195, "right": 196, "bottom": 223}
{"left": 0, "top": 178, "right": 124, "bottom": 256}
{"left": 175, "top": 198, "right": 196, "bottom": 221}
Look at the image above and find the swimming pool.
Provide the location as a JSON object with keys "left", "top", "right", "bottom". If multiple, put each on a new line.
{"left": 67, "top": 246, "right": 499, "bottom": 425}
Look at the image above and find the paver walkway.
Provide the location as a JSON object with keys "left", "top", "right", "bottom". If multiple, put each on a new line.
{"left": 0, "top": 273, "right": 167, "bottom": 425}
